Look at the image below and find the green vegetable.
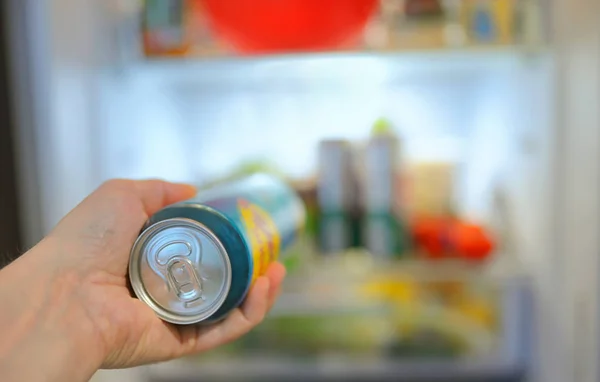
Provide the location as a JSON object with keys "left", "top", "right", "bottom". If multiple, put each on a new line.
{"left": 371, "top": 118, "right": 396, "bottom": 137}
{"left": 282, "top": 252, "right": 302, "bottom": 273}
{"left": 200, "top": 159, "right": 286, "bottom": 188}
{"left": 230, "top": 159, "right": 285, "bottom": 178}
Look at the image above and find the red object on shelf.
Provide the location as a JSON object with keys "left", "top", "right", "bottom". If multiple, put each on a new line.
{"left": 449, "top": 223, "right": 495, "bottom": 261}
{"left": 412, "top": 217, "right": 449, "bottom": 259}
{"left": 197, "top": 0, "right": 379, "bottom": 54}
{"left": 412, "top": 217, "right": 495, "bottom": 261}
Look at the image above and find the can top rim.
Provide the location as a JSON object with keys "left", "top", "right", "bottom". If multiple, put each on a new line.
{"left": 129, "top": 218, "right": 232, "bottom": 325}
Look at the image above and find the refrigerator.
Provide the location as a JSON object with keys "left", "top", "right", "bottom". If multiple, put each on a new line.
{"left": 3, "top": 1, "right": 600, "bottom": 382}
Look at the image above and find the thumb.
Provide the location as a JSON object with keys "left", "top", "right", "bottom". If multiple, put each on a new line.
{"left": 132, "top": 180, "right": 197, "bottom": 216}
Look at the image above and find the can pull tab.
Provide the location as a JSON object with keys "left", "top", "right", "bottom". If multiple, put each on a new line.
{"left": 167, "top": 258, "right": 204, "bottom": 304}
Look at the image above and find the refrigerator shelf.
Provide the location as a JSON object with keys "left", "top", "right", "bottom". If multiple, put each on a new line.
{"left": 123, "top": 47, "right": 551, "bottom": 91}
{"left": 144, "top": 356, "right": 525, "bottom": 382}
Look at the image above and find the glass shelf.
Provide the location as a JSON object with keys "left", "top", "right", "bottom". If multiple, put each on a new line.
{"left": 145, "top": 357, "right": 526, "bottom": 382}
{"left": 120, "top": 46, "right": 551, "bottom": 92}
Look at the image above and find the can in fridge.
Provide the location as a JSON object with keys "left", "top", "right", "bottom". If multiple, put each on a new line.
{"left": 317, "top": 139, "right": 358, "bottom": 253}
{"left": 128, "top": 173, "right": 306, "bottom": 325}
{"left": 362, "top": 135, "right": 410, "bottom": 257}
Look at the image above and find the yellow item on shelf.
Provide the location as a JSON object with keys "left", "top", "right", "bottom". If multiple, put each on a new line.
{"left": 359, "top": 278, "right": 420, "bottom": 305}
{"left": 455, "top": 298, "right": 497, "bottom": 330}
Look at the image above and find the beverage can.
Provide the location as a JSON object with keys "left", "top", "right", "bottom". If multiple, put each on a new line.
{"left": 317, "top": 140, "right": 357, "bottom": 253}
{"left": 362, "top": 135, "right": 409, "bottom": 256}
{"left": 129, "top": 173, "right": 306, "bottom": 325}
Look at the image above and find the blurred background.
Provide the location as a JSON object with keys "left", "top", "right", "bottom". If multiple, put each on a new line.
{"left": 1, "top": 0, "right": 600, "bottom": 381}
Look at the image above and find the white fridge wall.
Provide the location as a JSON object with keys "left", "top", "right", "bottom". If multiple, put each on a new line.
{"left": 98, "top": 54, "right": 525, "bottom": 220}
{"left": 549, "top": 1, "right": 600, "bottom": 381}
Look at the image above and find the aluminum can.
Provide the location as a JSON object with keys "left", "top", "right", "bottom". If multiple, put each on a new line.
{"left": 362, "top": 135, "right": 409, "bottom": 256}
{"left": 129, "top": 173, "right": 306, "bottom": 325}
{"left": 317, "top": 140, "right": 357, "bottom": 253}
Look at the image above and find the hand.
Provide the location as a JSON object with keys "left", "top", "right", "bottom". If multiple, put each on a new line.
{"left": 0, "top": 180, "right": 286, "bottom": 381}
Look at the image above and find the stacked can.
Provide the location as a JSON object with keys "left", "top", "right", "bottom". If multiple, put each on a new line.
{"left": 362, "top": 135, "right": 409, "bottom": 257}
{"left": 317, "top": 140, "right": 359, "bottom": 254}
{"left": 128, "top": 173, "right": 306, "bottom": 325}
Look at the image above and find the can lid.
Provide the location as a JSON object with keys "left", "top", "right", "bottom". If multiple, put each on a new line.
{"left": 129, "top": 218, "right": 232, "bottom": 325}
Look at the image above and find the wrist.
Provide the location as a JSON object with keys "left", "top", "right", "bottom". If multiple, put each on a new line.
{"left": 0, "top": 240, "right": 104, "bottom": 381}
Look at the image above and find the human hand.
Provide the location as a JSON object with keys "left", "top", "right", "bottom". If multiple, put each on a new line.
{"left": 0, "top": 180, "right": 286, "bottom": 381}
